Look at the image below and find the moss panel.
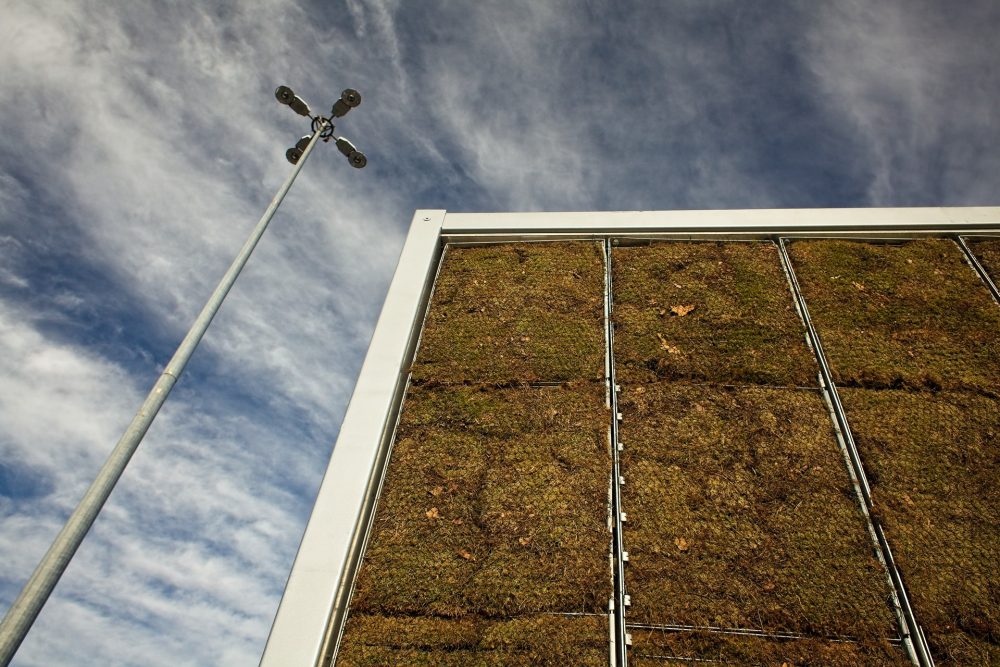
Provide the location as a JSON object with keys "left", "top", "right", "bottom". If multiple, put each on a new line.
{"left": 969, "top": 238, "right": 1000, "bottom": 288}
{"left": 412, "top": 241, "right": 606, "bottom": 384}
{"left": 840, "top": 389, "right": 1000, "bottom": 664}
{"left": 619, "top": 383, "right": 896, "bottom": 641}
{"left": 337, "top": 614, "right": 607, "bottom": 666}
{"left": 340, "top": 383, "right": 610, "bottom": 662}
{"left": 788, "top": 239, "right": 1000, "bottom": 392}
{"left": 612, "top": 241, "right": 815, "bottom": 387}
{"left": 629, "top": 628, "right": 908, "bottom": 666}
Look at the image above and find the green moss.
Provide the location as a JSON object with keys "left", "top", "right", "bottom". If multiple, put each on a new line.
{"left": 619, "top": 383, "right": 896, "bottom": 640}
{"left": 337, "top": 614, "right": 608, "bottom": 666}
{"left": 412, "top": 242, "right": 606, "bottom": 384}
{"left": 629, "top": 628, "right": 908, "bottom": 665}
{"left": 340, "top": 384, "right": 610, "bottom": 660}
{"left": 969, "top": 239, "right": 1000, "bottom": 290}
{"left": 788, "top": 239, "right": 1000, "bottom": 392}
{"left": 612, "top": 241, "right": 816, "bottom": 387}
{"left": 840, "top": 389, "right": 1000, "bottom": 663}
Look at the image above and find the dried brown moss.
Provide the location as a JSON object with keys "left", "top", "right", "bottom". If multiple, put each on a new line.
{"left": 968, "top": 239, "right": 1000, "bottom": 287}
{"left": 629, "top": 628, "right": 908, "bottom": 666}
{"left": 619, "top": 383, "right": 896, "bottom": 642}
{"left": 337, "top": 614, "right": 608, "bottom": 666}
{"left": 612, "top": 241, "right": 816, "bottom": 387}
{"left": 787, "top": 239, "right": 1000, "bottom": 393}
{"left": 412, "top": 242, "right": 606, "bottom": 384}
{"left": 338, "top": 384, "right": 611, "bottom": 662}
{"left": 840, "top": 389, "right": 1000, "bottom": 664}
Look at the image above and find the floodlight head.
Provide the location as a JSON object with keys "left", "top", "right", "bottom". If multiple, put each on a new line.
{"left": 294, "top": 135, "right": 311, "bottom": 152}
{"left": 348, "top": 151, "right": 367, "bottom": 169}
{"left": 341, "top": 89, "right": 361, "bottom": 108}
{"left": 335, "top": 137, "right": 357, "bottom": 158}
{"left": 285, "top": 146, "right": 303, "bottom": 165}
{"left": 275, "top": 85, "right": 312, "bottom": 117}
{"left": 331, "top": 99, "right": 350, "bottom": 118}
{"left": 275, "top": 85, "right": 295, "bottom": 105}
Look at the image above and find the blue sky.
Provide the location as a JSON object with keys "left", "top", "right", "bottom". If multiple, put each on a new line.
{"left": 0, "top": 1, "right": 998, "bottom": 665}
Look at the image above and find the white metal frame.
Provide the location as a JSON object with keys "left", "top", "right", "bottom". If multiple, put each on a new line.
{"left": 260, "top": 206, "right": 1000, "bottom": 667}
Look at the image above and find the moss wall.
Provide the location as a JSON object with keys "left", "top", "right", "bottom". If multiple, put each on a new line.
{"left": 629, "top": 628, "right": 908, "bottom": 666}
{"left": 337, "top": 242, "right": 610, "bottom": 665}
{"left": 613, "top": 241, "right": 816, "bottom": 386}
{"left": 791, "top": 239, "right": 1000, "bottom": 664}
{"left": 788, "top": 239, "right": 1000, "bottom": 392}
{"left": 612, "top": 241, "right": 902, "bottom": 664}
{"left": 412, "top": 242, "right": 606, "bottom": 384}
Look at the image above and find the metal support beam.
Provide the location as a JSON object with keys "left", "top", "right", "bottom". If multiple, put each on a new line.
{"left": 776, "top": 238, "right": 934, "bottom": 667}
{"left": 604, "top": 239, "right": 629, "bottom": 667}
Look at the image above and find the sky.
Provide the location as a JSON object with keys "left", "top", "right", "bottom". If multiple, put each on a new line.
{"left": 0, "top": 1, "right": 998, "bottom": 665}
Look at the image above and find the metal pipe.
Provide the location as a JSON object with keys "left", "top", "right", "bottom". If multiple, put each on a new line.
{"left": 0, "top": 121, "right": 328, "bottom": 666}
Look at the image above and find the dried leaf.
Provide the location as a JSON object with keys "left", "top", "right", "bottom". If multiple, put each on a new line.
{"left": 852, "top": 281, "right": 865, "bottom": 291}
{"left": 670, "top": 304, "right": 695, "bottom": 317}
{"left": 674, "top": 537, "right": 690, "bottom": 552}
{"left": 518, "top": 537, "right": 531, "bottom": 546}
{"left": 656, "top": 333, "right": 681, "bottom": 354}
{"left": 763, "top": 581, "right": 776, "bottom": 592}
{"left": 430, "top": 486, "right": 444, "bottom": 497}
{"left": 425, "top": 507, "right": 440, "bottom": 519}
{"left": 457, "top": 548, "right": 476, "bottom": 561}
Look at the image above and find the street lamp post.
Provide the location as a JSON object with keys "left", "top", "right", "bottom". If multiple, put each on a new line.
{"left": 0, "top": 85, "right": 367, "bottom": 665}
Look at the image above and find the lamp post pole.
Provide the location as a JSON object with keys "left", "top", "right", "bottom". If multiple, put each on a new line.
{"left": 0, "top": 87, "right": 366, "bottom": 665}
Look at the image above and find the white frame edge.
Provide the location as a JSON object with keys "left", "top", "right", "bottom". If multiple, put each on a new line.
{"left": 259, "top": 210, "right": 445, "bottom": 667}
{"left": 260, "top": 205, "right": 1000, "bottom": 666}
{"left": 441, "top": 206, "right": 1000, "bottom": 234}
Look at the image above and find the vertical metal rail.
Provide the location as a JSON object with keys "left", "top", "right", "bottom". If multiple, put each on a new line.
{"left": 956, "top": 236, "right": 1000, "bottom": 304}
{"left": 604, "top": 239, "right": 628, "bottom": 666}
{"left": 776, "top": 238, "right": 934, "bottom": 667}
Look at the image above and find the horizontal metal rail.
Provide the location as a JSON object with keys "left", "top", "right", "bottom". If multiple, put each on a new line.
{"left": 776, "top": 238, "right": 933, "bottom": 667}
{"left": 956, "top": 236, "right": 1000, "bottom": 304}
{"left": 442, "top": 229, "right": 1000, "bottom": 245}
{"left": 625, "top": 622, "right": 902, "bottom": 645}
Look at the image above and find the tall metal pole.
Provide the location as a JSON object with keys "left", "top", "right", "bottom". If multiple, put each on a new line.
{"left": 0, "top": 122, "right": 328, "bottom": 666}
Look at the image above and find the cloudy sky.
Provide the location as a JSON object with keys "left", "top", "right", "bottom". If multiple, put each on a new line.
{"left": 0, "top": 1, "right": 998, "bottom": 665}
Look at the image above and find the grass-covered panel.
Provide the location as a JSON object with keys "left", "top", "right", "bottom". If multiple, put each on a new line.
{"left": 337, "top": 614, "right": 608, "bottom": 666}
{"left": 787, "top": 239, "right": 1000, "bottom": 392}
{"left": 612, "top": 241, "right": 815, "bottom": 387}
{"left": 840, "top": 389, "right": 1000, "bottom": 664}
{"left": 618, "top": 383, "right": 896, "bottom": 642}
{"left": 338, "top": 383, "right": 610, "bottom": 662}
{"left": 412, "top": 241, "right": 606, "bottom": 384}
{"left": 969, "top": 238, "right": 1000, "bottom": 288}
{"left": 628, "top": 629, "right": 909, "bottom": 666}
